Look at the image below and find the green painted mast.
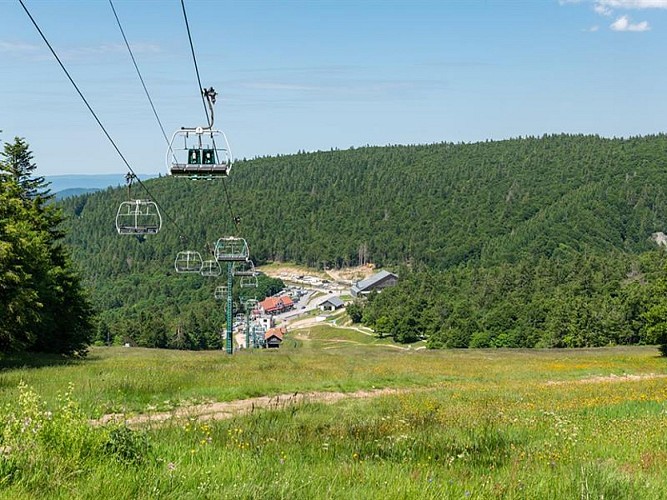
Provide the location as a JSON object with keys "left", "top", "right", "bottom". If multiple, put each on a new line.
{"left": 226, "top": 262, "right": 233, "bottom": 354}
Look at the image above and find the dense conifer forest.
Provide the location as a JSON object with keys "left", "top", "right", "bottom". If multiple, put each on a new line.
{"left": 57, "top": 134, "right": 667, "bottom": 349}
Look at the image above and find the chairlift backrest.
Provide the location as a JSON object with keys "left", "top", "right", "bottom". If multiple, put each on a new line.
{"left": 214, "top": 285, "right": 228, "bottom": 301}
{"left": 174, "top": 251, "right": 204, "bottom": 273}
{"left": 240, "top": 275, "right": 259, "bottom": 288}
{"left": 201, "top": 260, "right": 222, "bottom": 277}
{"left": 232, "top": 259, "right": 257, "bottom": 277}
{"left": 214, "top": 237, "right": 250, "bottom": 262}
{"left": 168, "top": 127, "right": 233, "bottom": 179}
{"left": 115, "top": 199, "right": 162, "bottom": 235}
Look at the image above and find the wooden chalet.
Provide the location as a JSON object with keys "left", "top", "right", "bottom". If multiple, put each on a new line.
{"left": 264, "top": 326, "right": 287, "bottom": 348}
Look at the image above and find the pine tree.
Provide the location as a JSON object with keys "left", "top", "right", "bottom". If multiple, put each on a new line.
{"left": 0, "top": 136, "right": 51, "bottom": 201}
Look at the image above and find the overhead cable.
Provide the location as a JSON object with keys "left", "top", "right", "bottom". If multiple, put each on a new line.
{"left": 19, "top": 0, "right": 187, "bottom": 238}
{"left": 109, "top": 0, "right": 177, "bottom": 164}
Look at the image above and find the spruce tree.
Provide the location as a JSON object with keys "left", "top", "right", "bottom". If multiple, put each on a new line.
{"left": 0, "top": 136, "right": 93, "bottom": 355}
{"left": 0, "top": 136, "right": 51, "bottom": 201}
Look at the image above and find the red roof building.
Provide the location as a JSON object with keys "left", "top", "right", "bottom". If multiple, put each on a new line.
{"left": 259, "top": 295, "right": 294, "bottom": 315}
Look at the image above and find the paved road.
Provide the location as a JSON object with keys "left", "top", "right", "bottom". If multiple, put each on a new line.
{"left": 273, "top": 286, "right": 342, "bottom": 324}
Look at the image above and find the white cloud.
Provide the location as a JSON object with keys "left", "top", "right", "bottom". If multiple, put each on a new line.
{"left": 244, "top": 82, "right": 322, "bottom": 92}
{"left": 561, "top": 0, "right": 663, "bottom": 31}
{"left": 583, "top": 25, "right": 601, "bottom": 31}
{"left": 610, "top": 15, "right": 651, "bottom": 30}
{"left": 0, "top": 40, "right": 161, "bottom": 62}
{"left": 598, "top": 0, "right": 667, "bottom": 8}
{"left": 0, "top": 41, "right": 42, "bottom": 53}
{"left": 594, "top": 4, "right": 614, "bottom": 15}
{"left": 61, "top": 43, "right": 160, "bottom": 59}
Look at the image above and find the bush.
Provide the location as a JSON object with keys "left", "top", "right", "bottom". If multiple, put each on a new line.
{"left": 103, "top": 426, "right": 151, "bottom": 465}
{"left": 0, "top": 382, "right": 148, "bottom": 489}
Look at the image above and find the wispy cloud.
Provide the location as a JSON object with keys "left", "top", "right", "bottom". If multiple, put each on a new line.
{"left": 594, "top": 4, "right": 614, "bottom": 15}
{"left": 60, "top": 42, "right": 161, "bottom": 60}
{"left": 236, "top": 78, "right": 449, "bottom": 106}
{"left": 0, "top": 41, "right": 42, "bottom": 53}
{"left": 610, "top": 14, "right": 651, "bottom": 29}
{"left": 0, "top": 39, "right": 161, "bottom": 61}
{"left": 561, "top": 0, "right": 660, "bottom": 31}
{"left": 582, "top": 25, "right": 601, "bottom": 31}
{"left": 597, "top": 0, "right": 667, "bottom": 8}
{"left": 243, "top": 82, "right": 323, "bottom": 92}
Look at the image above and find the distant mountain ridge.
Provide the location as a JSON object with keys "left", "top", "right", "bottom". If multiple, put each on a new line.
{"left": 45, "top": 173, "right": 159, "bottom": 194}
{"left": 54, "top": 188, "right": 101, "bottom": 200}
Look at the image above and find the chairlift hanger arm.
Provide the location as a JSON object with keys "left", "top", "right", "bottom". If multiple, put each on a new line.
{"left": 202, "top": 87, "right": 216, "bottom": 129}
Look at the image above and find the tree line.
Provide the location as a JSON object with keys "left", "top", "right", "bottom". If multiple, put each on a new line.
{"left": 351, "top": 250, "right": 667, "bottom": 349}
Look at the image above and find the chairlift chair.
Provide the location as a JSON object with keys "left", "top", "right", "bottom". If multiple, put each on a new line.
{"left": 243, "top": 298, "right": 259, "bottom": 311}
{"left": 214, "top": 237, "right": 250, "bottom": 262}
{"left": 174, "top": 251, "right": 204, "bottom": 273}
{"left": 168, "top": 126, "right": 232, "bottom": 179}
{"left": 200, "top": 260, "right": 222, "bottom": 277}
{"left": 234, "top": 313, "right": 246, "bottom": 332}
{"left": 233, "top": 259, "right": 257, "bottom": 277}
{"left": 214, "top": 285, "right": 228, "bottom": 301}
{"left": 240, "top": 275, "right": 259, "bottom": 288}
{"left": 243, "top": 298, "right": 259, "bottom": 317}
{"left": 115, "top": 199, "right": 162, "bottom": 235}
{"left": 251, "top": 323, "right": 266, "bottom": 348}
{"left": 234, "top": 260, "right": 259, "bottom": 288}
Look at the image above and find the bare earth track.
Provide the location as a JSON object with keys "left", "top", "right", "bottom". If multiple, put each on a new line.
{"left": 93, "top": 387, "right": 405, "bottom": 428}
{"left": 92, "top": 372, "right": 667, "bottom": 428}
{"left": 545, "top": 373, "right": 667, "bottom": 385}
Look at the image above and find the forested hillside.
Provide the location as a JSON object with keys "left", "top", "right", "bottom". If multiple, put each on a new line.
{"left": 59, "top": 134, "right": 667, "bottom": 348}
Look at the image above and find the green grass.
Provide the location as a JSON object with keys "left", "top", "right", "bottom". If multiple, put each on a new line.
{"left": 2, "top": 343, "right": 667, "bottom": 498}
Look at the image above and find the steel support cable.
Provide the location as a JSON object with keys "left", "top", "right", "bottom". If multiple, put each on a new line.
{"left": 220, "top": 176, "right": 241, "bottom": 233}
{"left": 180, "top": 1, "right": 239, "bottom": 234}
{"left": 207, "top": 131, "right": 240, "bottom": 230}
{"left": 19, "top": 0, "right": 188, "bottom": 238}
{"left": 180, "top": 0, "right": 211, "bottom": 128}
{"left": 108, "top": 0, "right": 177, "bottom": 165}
{"left": 180, "top": 1, "right": 239, "bottom": 232}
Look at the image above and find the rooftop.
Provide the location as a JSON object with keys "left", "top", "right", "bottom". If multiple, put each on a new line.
{"left": 353, "top": 270, "right": 397, "bottom": 292}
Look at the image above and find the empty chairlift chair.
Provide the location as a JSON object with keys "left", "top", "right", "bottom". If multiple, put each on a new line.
{"left": 168, "top": 126, "right": 232, "bottom": 179}
{"left": 233, "top": 260, "right": 259, "bottom": 288}
{"left": 200, "top": 260, "right": 222, "bottom": 277}
{"left": 214, "top": 285, "right": 228, "bottom": 301}
{"left": 174, "top": 251, "right": 204, "bottom": 273}
{"left": 115, "top": 199, "right": 162, "bottom": 235}
{"left": 214, "top": 237, "right": 250, "bottom": 262}
{"left": 243, "top": 298, "right": 259, "bottom": 315}
{"left": 251, "top": 324, "right": 266, "bottom": 348}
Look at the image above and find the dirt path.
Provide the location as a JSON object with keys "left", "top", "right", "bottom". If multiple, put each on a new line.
{"left": 93, "top": 387, "right": 406, "bottom": 428}
{"left": 546, "top": 373, "right": 667, "bottom": 386}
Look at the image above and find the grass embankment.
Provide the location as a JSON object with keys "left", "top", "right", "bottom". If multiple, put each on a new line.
{"left": 2, "top": 336, "right": 667, "bottom": 498}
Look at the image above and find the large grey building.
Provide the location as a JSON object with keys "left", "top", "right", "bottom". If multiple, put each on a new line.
{"left": 350, "top": 270, "right": 398, "bottom": 297}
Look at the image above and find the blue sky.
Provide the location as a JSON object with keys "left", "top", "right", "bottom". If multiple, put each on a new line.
{"left": 1, "top": 0, "right": 666, "bottom": 176}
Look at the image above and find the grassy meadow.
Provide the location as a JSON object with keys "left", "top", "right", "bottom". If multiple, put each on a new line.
{"left": 2, "top": 327, "right": 667, "bottom": 498}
